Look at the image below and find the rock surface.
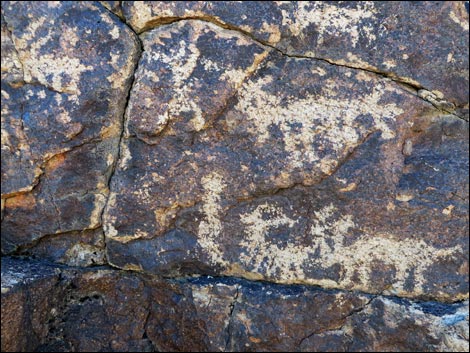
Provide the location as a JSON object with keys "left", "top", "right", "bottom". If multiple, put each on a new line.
{"left": 1, "top": 1, "right": 140, "bottom": 256}
{"left": 103, "top": 21, "right": 468, "bottom": 301}
{"left": 2, "top": 257, "right": 469, "bottom": 352}
{"left": 1, "top": 1, "right": 469, "bottom": 352}
{"left": 122, "top": 1, "right": 469, "bottom": 113}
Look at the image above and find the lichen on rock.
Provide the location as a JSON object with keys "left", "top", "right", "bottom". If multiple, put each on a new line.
{"left": 1, "top": 1, "right": 469, "bottom": 352}
{"left": 1, "top": 1, "right": 140, "bottom": 255}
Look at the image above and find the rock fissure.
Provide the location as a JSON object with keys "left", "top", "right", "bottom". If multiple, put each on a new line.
{"left": 1, "top": 2, "right": 468, "bottom": 351}
{"left": 133, "top": 15, "right": 466, "bottom": 120}
{"left": 224, "top": 284, "right": 240, "bottom": 352}
{"left": 2, "top": 257, "right": 468, "bottom": 351}
{"left": 98, "top": 9, "right": 144, "bottom": 267}
{"left": 1, "top": 136, "right": 115, "bottom": 202}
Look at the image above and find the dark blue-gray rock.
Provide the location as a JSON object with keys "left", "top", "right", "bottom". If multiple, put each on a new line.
{"left": 1, "top": 257, "right": 62, "bottom": 352}
{"left": 1, "top": 257, "right": 153, "bottom": 352}
{"left": 2, "top": 258, "right": 468, "bottom": 352}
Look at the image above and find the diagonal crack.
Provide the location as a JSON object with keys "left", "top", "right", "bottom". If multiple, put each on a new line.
{"left": 100, "top": 0, "right": 125, "bottom": 20}
{"left": 10, "top": 227, "right": 105, "bottom": 258}
{"left": 134, "top": 15, "right": 467, "bottom": 121}
{"left": 1, "top": 136, "right": 114, "bottom": 201}
{"left": 297, "top": 295, "right": 376, "bottom": 349}
{"left": 224, "top": 284, "right": 241, "bottom": 352}
{"left": 223, "top": 128, "right": 379, "bottom": 214}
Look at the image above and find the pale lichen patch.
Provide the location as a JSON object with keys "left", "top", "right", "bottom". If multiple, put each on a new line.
{"left": 402, "top": 139, "right": 413, "bottom": 156}
{"left": 154, "top": 205, "right": 179, "bottom": 230}
{"left": 64, "top": 243, "right": 105, "bottom": 266}
{"left": 449, "top": 10, "right": 469, "bottom": 31}
{"left": 234, "top": 70, "right": 401, "bottom": 172}
{"left": 228, "top": 202, "right": 463, "bottom": 297}
{"left": 338, "top": 182, "right": 357, "bottom": 192}
{"left": 310, "top": 66, "right": 326, "bottom": 76}
{"left": 280, "top": 2, "right": 377, "bottom": 46}
{"left": 261, "top": 22, "right": 282, "bottom": 44}
{"left": 109, "top": 26, "right": 120, "bottom": 40}
{"left": 106, "top": 153, "right": 114, "bottom": 167}
{"left": 238, "top": 203, "right": 303, "bottom": 281}
{"left": 15, "top": 18, "right": 94, "bottom": 95}
{"left": 134, "top": 21, "right": 268, "bottom": 135}
{"left": 447, "top": 52, "right": 455, "bottom": 63}
{"left": 197, "top": 172, "right": 228, "bottom": 267}
{"left": 143, "top": 36, "right": 203, "bottom": 133}
{"left": 191, "top": 286, "right": 212, "bottom": 306}
{"left": 442, "top": 205, "right": 455, "bottom": 216}
{"left": 103, "top": 192, "right": 119, "bottom": 238}
{"left": 89, "top": 193, "right": 107, "bottom": 229}
{"left": 125, "top": 1, "right": 154, "bottom": 32}
{"left": 396, "top": 192, "right": 414, "bottom": 202}
{"left": 383, "top": 59, "right": 397, "bottom": 70}
{"left": 221, "top": 50, "right": 269, "bottom": 89}
{"left": 105, "top": 109, "right": 123, "bottom": 139}
{"left": 122, "top": 263, "right": 145, "bottom": 272}
{"left": 310, "top": 205, "right": 462, "bottom": 296}
{"left": 1, "top": 90, "right": 11, "bottom": 100}
{"left": 118, "top": 142, "right": 132, "bottom": 170}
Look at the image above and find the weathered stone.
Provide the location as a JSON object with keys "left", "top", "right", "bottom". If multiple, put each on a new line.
{"left": 103, "top": 20, "right": 468, "bottom": 300}
{"left": 122, "top": 1, "right": 469, "bottom": 110}
{"left": 45, "top": 269, "right": 151, "bottom": 352}
{"left": 1, "top": 1, "right": 140, "bottom": 253}
{"left": 1, "top": 258, "right": 62, "bottom": 352}
{"left": 1, "top": 2, "right": 469, "bottom": 351}
{"left": 1, "top": 12, "right": 39, "bottom": 199}
{"left": 2, "top": 258, "right": 468, "bottom": 352}
{"left": 300, "top": 296, "right": 470, "bottom": 352}
{"left": 225, "top": 279, "right": 369, "bottom": 352}
{"left": 100, "top": 1, "right": 124, "bottom": 20}
{"left": 1, "top": 257, "right": 153, "bottom": 352}
{"left": 20, "top": 228, "right": 106, "bottom": 267}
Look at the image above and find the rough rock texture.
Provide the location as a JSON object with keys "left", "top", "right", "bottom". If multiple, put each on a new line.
{"left": 122, "top": 1, "right": 469, "bottom": 115}
{"left": 1, "top": 1, "right": 469, "bottom": 352}
{"left": 2, "top": 258, "right": 469, "bottom": 352}
{"left": 103, "top": 21, "right": 468, "bottom": 301}
{"left": 1, "top": 1, "right": 140, "bottom": 256}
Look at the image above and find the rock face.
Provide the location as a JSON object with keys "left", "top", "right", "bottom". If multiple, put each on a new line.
{"left": 2, "top": 258, "right": 469, "bottom": 352}
{"left": 122, "top": 1, "right": 469, "bottom": 113}
{"left": 1, "top": 1, "right": 140, "bottom": 257}
{"left": 103, "top": 19, "right": 468, "bottom": 301}
{"left": 1, "top": 1, "right": 469, "bottom": 352}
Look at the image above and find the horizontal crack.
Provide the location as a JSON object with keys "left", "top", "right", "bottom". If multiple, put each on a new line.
{"left": 3, "top": 256, "right": 466, "bottom": 307}
{"left": 9, "top": 226, "right": 104, "bottom": 257}
{"left": 1, "top": 137, "right": 111, "bottom": 201}
{"left": 13, "top": 80, "right": 77, "bottom": 95}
